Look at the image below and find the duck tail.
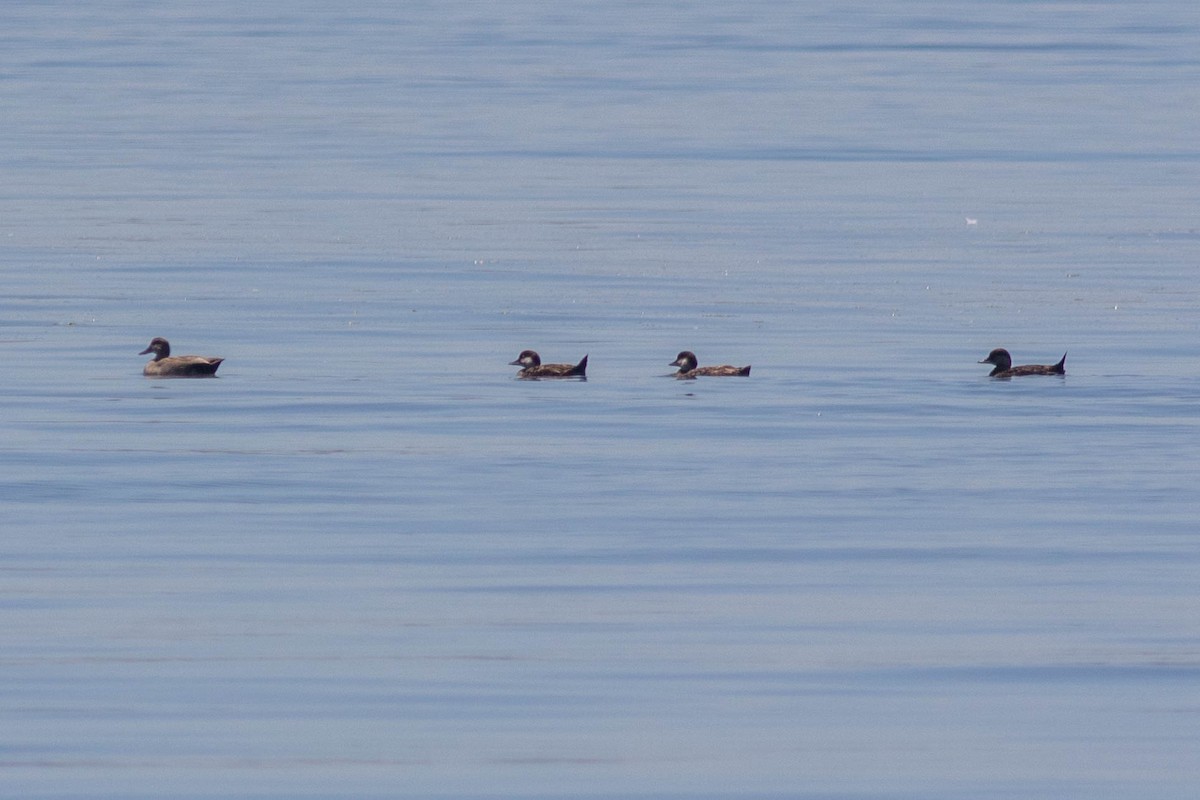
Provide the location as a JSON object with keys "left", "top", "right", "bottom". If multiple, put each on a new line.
{"left": 739, "top": 365, "right": 751, "bottom": 376}
{"left": 1053, "top": 352, "right": 1066, "bottom": 374}
{"left": 571, "top": 354, "right": 588, "bottom": 376}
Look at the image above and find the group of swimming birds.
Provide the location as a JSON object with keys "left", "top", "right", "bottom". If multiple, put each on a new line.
{"left": 139, "top": 337, "right": 1067, "bottom": 381}
{"left": 506, "top": 349, "right": 750, "bottom": 379}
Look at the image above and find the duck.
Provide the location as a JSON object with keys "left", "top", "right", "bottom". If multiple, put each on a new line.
{"left": 139, "top": 337, "right": 224, "bottom": 377}
{"left": 509, "top": 350, "right": 588, "bottom": 379}
{"left": 979, "top": 348, "right": 1066, "bottom": 378}
{"left": 670, "top": 350, "right": 751, "bottom": 378}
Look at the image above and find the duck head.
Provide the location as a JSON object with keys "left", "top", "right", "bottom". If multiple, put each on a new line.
{"left": 509, "top": 350, "right": 541, "bottom": 368}
{"left": 139, "top": 337, "right": 171, "bottom": 360}
{"left": 670, "top": 351, "right": 699, "bottom": 371}
{"left": 978, "top": 348, "right": 1013, "bottom": 371}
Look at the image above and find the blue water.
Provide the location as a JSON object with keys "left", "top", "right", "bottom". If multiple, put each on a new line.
{"left": 3, "top": 2, "right": 1200, "bottom": 798}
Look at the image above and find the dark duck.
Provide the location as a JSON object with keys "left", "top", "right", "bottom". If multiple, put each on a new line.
{"left": 670, "top": 350, "right": 751, "bottom": 379}
{"left": 979, "top": 348, "right": 1066, "bottom": 378}
{"left": 139, "top": 337, "right": 224, "bottom": 377}
{"left": 509, "top": 350, "right": 588, "bottom": 379}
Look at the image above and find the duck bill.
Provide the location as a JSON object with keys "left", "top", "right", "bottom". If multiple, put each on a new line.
{"left": 508, "top": 359, "right": 522, "bottom": 366}
{"left": 139, "top": 347, "right": 153, "bottom": 355}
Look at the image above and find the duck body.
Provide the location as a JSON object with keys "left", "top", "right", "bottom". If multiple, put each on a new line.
{"left": 509, "top": 350, "right": 588, "bottom": 379}
{"left": 979, "top": 348, "right": 1065, "bottom": 378}
{"left": 140, "top": 337, "right": 224, "bottom": 377}
{"left": 670, "top": 351, "right": 750, "bottom": 379}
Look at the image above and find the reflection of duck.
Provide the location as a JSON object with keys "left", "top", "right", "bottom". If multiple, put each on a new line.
{"left": 139, "top": 337, "right": 224, "bottom": 377}
{"left": 670, "top": 350, "right": 751, "bottom": 379}
{"left": 509, "top": 350, "right": 588, "bottom": 379}
{"left": 979, "top": 348, "right": 1066, "bottom": 378}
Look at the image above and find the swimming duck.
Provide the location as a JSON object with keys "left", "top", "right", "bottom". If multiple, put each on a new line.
{"left": 139, "top": 337, "right": 224, "bottom": 377}
{"left": 509, "top": 350, "right": 588, "bottom": 379}
{"left": 979, "top": 348, "right": 1066, "bottom": 378}
{"left": 670, "top": 350, "right": 751, "bottom": 378}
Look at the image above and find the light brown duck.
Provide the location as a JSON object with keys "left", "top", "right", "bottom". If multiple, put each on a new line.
{"left": 140, "top": 337, "right": 224, "bottom": 377}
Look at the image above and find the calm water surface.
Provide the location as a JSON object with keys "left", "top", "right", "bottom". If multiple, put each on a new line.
{"left": 3, "top": 2, "right": 1200, "bottom": 798}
